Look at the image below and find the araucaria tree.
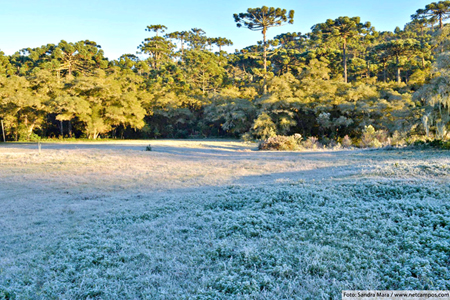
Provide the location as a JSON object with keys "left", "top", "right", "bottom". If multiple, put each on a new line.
{"left": 412, "top": 1, "right": 450, "bottom": 29}
{"left": 373, "top": 39, "right": 420, "bottom": 83}
{"left": 234, "top": 6, "right": 294, "bottom": 94}
{"left": 138, "top": 25, "right": 175, "bottom": 70}
{"left": 311, "top": 16, "right": 372, "bottom": 83}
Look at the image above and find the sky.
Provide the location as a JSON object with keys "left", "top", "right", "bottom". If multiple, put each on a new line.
{"left": 0, "top": 0, "right": 435, "bottom": 60}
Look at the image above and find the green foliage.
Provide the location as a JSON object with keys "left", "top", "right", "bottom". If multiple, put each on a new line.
{"left": 212, "top": 37, "right": 233, "bottom": 52}
{"left": 412, "top": 1, "right": 450, "bottom": 29}
{"left": 311, "top": 16, "right": 373, "bottom": 83}
{"left": 412, "top": 138, "right": 450, "bottom": 149}
{"left": 360, "top": 125, "right": 389, "bottom": 148}
{"left": 249, "top": 113, "right": 276, "bottom": 140}
{"left": 0, "top": 4, "right": 446, "bottom": 142}
{"left": 138, "top": 25, "right": 175, "bottom": 70}
{"left": 182, "top": 50, "right": 226, "bottom": 94}
{"left": 414, "top": 51, "right": 450, "bottom": 140}
{"left": 164, "top": 30, "right": 189, "bottom": 56}
{"left": 233, "top": 7, "right": 294, "bottom": 32}
{"left": 372, "top": 39, "right": 421, "bottom": 83}
{"left": 0, "top": 75, "right": 45, "bottom": 141}
{"left": 187, "top": 28, "right": 207, "bottom": 50}
{"left": 204, "top": 87, "right": 256, "bottom": 137}
{"left": 234, "top": 6, "right": 294, "bottom": 93}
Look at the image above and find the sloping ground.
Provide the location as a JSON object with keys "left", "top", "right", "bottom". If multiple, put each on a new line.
{"left": 0, "top": 141, "right": 449, "bottom": 299}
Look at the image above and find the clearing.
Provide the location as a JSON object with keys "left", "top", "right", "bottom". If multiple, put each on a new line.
{"left": 0, "top": 140, "right": 449, "bottom": 299}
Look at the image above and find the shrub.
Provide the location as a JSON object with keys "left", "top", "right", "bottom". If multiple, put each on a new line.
{"left": 302, "top": 136, "right": 322, "bottom": 149}
{"left": 391, "top": 131, "right": 407, "bottom": 147}
{"left": 412, "top": 139, "right": 450, "bottom": 150}
{"left": 429, "top": 139, "right": 444, "bottom": 148}
{"left": 361, "top": 125, "right": 377, "bottom": 147}
{"left": 241, "top": 132, "right": 254, "bottom": 142}
{"left": 250, "top": 113, "right": 277, "bottom": 140}
{"left": 258, "top": 135, "right": 300, "bottom": 151}
{"left": 360, "top": 125, "right": 388, "bottom": 148}
{"left": 28, "top": 133, "right": 41, "bottom": 142}
{"left": 341, "top": 135, "right": 352, "bottom": 148}
{"left": 375, "top": 129, "right": 389, "bottom": 145}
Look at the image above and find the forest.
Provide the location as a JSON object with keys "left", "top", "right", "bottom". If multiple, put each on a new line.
{"left": 1, "top": 3, "right": 450, "bottom": 147}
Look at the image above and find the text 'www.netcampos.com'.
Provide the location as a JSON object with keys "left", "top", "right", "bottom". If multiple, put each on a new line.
{"left": 342, "top": 290, "right": 450, "bottom": 300}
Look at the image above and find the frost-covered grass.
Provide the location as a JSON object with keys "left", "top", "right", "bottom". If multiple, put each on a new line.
{"left": 0, "top": 141, "right": 449, "bottom": 299}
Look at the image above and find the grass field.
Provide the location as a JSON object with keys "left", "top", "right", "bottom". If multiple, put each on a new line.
{"left": 0, "top": 140, "right": 449, "bottom": 299}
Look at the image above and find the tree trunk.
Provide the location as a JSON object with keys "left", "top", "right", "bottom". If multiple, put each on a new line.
{"left": 60, "top": 120, "right": 64, "bottom": 137}
{"left": 343, "top": 38, "right": 348, "bottom": 83}
{"left": 263, "top": 29, "right": 267, "bottom": 94}
{"left": 366, "top": 61, "right": 370, "bottom": 78}
{"left": 181, "top": 38, "right": 184, "bottom": 56}
{"left": 68, "top": 120, "right": 72, "bottom": 137}
{"left": 1, "top": 120, "right": 5, "bottom": 142}
{"left": 27, "top": 123, "right": 35, "bottom": 140}
{"left": 396, "top": 56, "right": 401, "bottom": 84}
{"left": 202, "top": 70, "right": 206, "bottom": 94}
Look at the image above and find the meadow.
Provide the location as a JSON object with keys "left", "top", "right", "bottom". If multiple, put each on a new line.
{"left": 0, "top": 140, "right": 449, "bottom": 299}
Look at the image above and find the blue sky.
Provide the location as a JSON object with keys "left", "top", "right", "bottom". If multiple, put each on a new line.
{"left": 0, "top": 0, "right": 434, "bottom": 60}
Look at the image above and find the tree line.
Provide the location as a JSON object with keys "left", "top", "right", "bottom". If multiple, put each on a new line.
{"left": 1, "top": 2, "right": 450, "bottom": 144}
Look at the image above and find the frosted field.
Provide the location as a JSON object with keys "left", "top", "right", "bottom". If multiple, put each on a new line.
{"left": 0, "top": 140, "right": 449, "bottom": 299}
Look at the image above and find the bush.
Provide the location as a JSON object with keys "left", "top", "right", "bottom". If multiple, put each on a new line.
{"left": 429, "top": 139, "right": 444, "bottom": 148}
{"left": 341, "top": 135, "right": 352, "bottom": 148}
{"left": 442, "top": 141, "right": 450, "bottom": 149}
{"left": 28, "top": 133, "right": 41, "bottom": 142}
{"left": 250, "top": 113, "right": 277, "bottom": 140}
{"left": 302, "top": 136, "right": 322, "bottom": 149}
{"left": 258, "top": 135, "right": 301, "bottom": 151}
{"left": 259, "top": 135, "right": 347, "bottom": 151}
{"left": 412, "top": 139, "right": 450, "bottom": 150}
{"left": 360, "top": 125, "right": 388, "bottom": 148}
{"left": 321, "top": 137, "right": 342, "bottom": 149}
{"left": 391, "top": 131, "right": 407, "bottom": 147}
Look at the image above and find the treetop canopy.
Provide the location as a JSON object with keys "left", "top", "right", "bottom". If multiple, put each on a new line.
{"left": 233, "top": 6, "right": 294, "bottom": 33}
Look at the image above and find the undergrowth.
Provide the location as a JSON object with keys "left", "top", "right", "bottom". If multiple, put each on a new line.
{"left": 412, "top": 139, "right": 450, "bottom": 150}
